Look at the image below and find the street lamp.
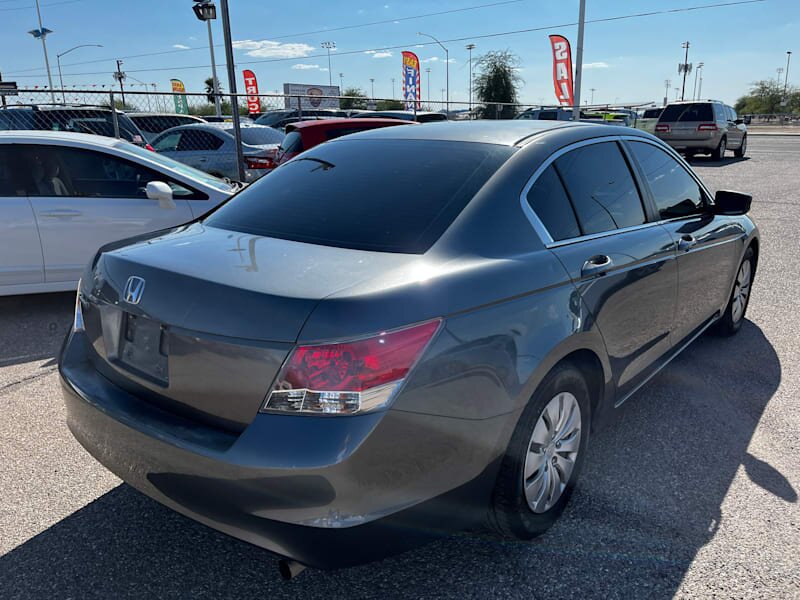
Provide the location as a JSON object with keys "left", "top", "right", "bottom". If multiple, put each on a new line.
{"left": 321, "top": 41, "right": 335, "bottom": 87}
{"left": 56, "top": 44, "right": 102, "bottom": 103}
{"left": 418, "top": 32, "right": 448, "bottom": 112}
{"left": 193, "top": 0, "right": 222, "bottom": 118}
{"left": 391, "top": 77, "right": 395, "bottom": 99}
{"left": 425, "top": 67, "right": 431, "bottom": 107}
{"left": 785, "top": 51, "right": 793, "bottom": 98}
{"left": 466, "top": 43, "right": 475, "bottom": 117}
{"left": 28, "top": 0, "right": 55, "bottom": 102}
{"left": 339, "top": 72, "right": 344, "bottom": 92}
{"left": 692, "top": 62, "right": 704, "bottom": 100}
{"left": 370, "top": 78, "right": 375, "bottom": 99}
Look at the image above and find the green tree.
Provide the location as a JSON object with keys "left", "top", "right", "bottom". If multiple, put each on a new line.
{"left": 204, "top": 77, "right": 223, "bottom": 105}
{"left": 341, "top": 86, "right": 368, "bottom": 110}
{"left": 734, "top": 79, "right": 799, "bottom": 114}
{"left": 473, "top": 50, "right": 522, "bottom": 119}
{"left": 376, "top": 99, "right": 404, "bottom": 110}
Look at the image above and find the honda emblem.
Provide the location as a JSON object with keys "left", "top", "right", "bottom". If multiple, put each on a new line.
{"left": 123, "top": 276, "right": 146, "bottom": 305}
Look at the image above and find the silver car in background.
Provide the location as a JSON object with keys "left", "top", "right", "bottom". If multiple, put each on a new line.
{"left": 150, "top": 122, "right": 285, "bottom": 182}
{"left": 654, "top": 100, "right": 747, "bottom": 160}
{"left": 0, "top": 131, "right": 235, "bottom": 296}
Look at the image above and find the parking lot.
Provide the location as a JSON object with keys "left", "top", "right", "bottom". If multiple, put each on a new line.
{"left": 1, "top": 135, "right": 798, "bottom": 599}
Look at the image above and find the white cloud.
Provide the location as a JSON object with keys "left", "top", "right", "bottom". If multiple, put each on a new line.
{"left": 584, "top": 62, "right": 609, "bottom": 69}
{"left": 291, "top": 63, "right": 321, "bottom": 70}
{"left": 232, "top": 39, "right": 314, "bottom": 58}
{"left": 372, "top": 51, "right": 393, "bottom": 59}
{"left": 364, "top": 50, "right": 376, "bottom": 54}
{"left": 173, "top": 44, "right": 190, "bottom": 50}
{"left": 423, "top": 56, "right": 439, "bottom": 63}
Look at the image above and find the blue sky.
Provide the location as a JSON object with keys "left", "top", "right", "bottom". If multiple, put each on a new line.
{"left": 0, "top": 0, "right": 796, "bottom": 107}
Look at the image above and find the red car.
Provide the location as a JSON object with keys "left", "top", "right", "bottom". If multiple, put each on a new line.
{"left": 273, "top": 118, "right": 416, "bottom": 166}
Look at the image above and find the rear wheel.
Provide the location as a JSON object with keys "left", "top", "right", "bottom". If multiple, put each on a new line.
{"left": 734, "top": 135, "right": 747, "bottom": 158}
{"left": 714, "top": 247, "right": 755, "bottom": 336}
{"left": 489, "top": 363, "right": 591, "bottom": 539}
{"left": 712, "top": 136, "right": 727, "bottom": 161}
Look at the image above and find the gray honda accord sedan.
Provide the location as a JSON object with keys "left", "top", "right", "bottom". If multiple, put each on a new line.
{"left": 60, "top": 120, "right": 758, "bottom": 574}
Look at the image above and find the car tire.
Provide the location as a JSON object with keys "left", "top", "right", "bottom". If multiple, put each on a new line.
{"left": 714, "top": 246, "right": 755, "bottom": 336}
{"left": 712, "top": 136, "right": 727, "bottom": 161}
{"left": 489, "top": 362, "right": 591, "bottom": 540}
{"left": 734, "top": 135, "right": 747, "bottom": 158}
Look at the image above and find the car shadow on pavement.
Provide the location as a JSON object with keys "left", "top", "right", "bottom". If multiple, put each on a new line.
{"left": 0, "top": 320, "right": 784, "bottom": 600}
{"left": 0, "top": 292, "right": 73, "bottom": 368}
{"left": 687, "top": 156, "right": 750, "bottom": 168}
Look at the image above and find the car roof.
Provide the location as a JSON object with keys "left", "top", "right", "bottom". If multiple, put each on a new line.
{"left": 329, "top": 119, "right": 618, "bottom": 146}
{"left": 127, "top": 112, "right": 204, "bottom": 119}
{"left": 287, "top": 118, "right": 415, "bottom": 131}
{"left": 0, "top": 129, "right": 120, "bottom": 146}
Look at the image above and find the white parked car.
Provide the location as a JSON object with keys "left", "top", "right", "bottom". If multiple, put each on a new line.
{"left": 0, "top": 131, "right": 236, "bottom": 296}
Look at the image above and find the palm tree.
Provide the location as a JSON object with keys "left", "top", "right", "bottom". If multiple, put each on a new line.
{"left": 204, "top": 77, "right": 222, "bottom": 105}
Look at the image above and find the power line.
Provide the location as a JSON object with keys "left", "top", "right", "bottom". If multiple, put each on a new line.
{"left": 7, "top": 0, "right": 525, "bottom": 73}
{"left": 10, "top": 0, "right": 766, "bottom": 80}
{"left": 0, "top": 0, "right": 84, "bottom": 11}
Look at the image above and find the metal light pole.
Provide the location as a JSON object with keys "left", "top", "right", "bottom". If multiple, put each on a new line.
{"left": 697, "top": 71, "right": 703, "bottom": 100}
{"left": 674, "top": 87, "right": 680, "bottom": 101}
{"left": 370, "top": 78, "right": 375, "bottom": 99}
{"left": 679, "top": 41, "right": 691, "bottom": 101}
{"left": 339, "top": 72, "right": 344, "bottom": 92}
{"left": 391, "top": 78, "right": 395, "bottom": 99}
{"left": 572, "top": 0, "right": 586, "bottom": 121}
{"left": 418, "top": 32, "right": 448, "bottom": 112}
{"left": 589, "top": 87, "right": 596, "bottom": 104}
{"left": 193, "top": 1, "right": 222, "bottom": 118}
{"left": 56, "top": 44, "right": 102, "bottom": 103}
{"left": 692, "top": 62, "right": 704, "bottom": 100}
{"left": 785, "top": 51, "right": 793, "bottom": 98}
{"left": 321, "top": 41, "right": 335, "bottom": 86}
{"left": 425, "top": 67, "right": 431, "bottom": 107}
{"left": 28, "top": 0, "right": 55, "bottom": 102}
{"left": 664, "top": 79, "right": 671, "bottom": 106}
{"left": 466, "top": 43, "right": 475, "bottom": 117}
{"left": 219, "top": 0, "right": 246, "bottom": 182}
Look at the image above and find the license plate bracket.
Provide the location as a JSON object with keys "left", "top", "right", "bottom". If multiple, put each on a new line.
{"left": 118, "top": 312, "right": 169, "bottom": 385}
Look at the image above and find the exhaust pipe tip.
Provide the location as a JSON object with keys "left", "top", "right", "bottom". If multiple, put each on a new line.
{"left": 278, "top": 559, "right": 307, "bottom": 581}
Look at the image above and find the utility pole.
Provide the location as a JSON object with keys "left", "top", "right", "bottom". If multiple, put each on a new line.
{"left": 113, "top": 60, "right": 126, "bottom": 106}
{"left": 572, "top": 0, "right": 586, "bottom": 121}
{"left": 589, "top": 87, "right": 596, "bottom": 104}
{"left": 679, "top": 41, "right": 691, "bottom": 101}
{"left": 664, "top": 79, "right": 671, "bottom": 106}
{"left": 785, "top": 51, "right": 793, "bottom": 98}
{"left": 29, "top": 0, "right": 55, "bottom": 102}
{"left": 219, "top": 0, "right": 246, "bottom": 183}
{"left": 466, "top": 43, "right": 475, "bottom": 117}
{"left": 321, "top": 41, "right": 335, "bottom": 87}
{"left": 692, "top": 62, "right": 704, "bottom": 100}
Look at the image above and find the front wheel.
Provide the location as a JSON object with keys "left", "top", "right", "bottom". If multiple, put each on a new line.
{"left": 489, "top": 363, "right": 591, "bottom": 540}
{"left": 734, "top": 135, "right": 747, "bottom": 158}
{"left": 714, "top": 247, "right": 755, "bottom": 336}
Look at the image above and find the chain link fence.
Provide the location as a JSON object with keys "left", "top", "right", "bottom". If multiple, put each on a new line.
{"left": 0, "top": 88, "right": 660, "bottom": 182}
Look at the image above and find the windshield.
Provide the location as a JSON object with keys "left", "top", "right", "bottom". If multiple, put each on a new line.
{"left": 204, "top": 139, "right": 513, "bottom": 253}
{"left": 116, "top": 141, "right": 234, "bottom": 192}
{"left": 233, "top": 127, "right": 285, "bottom": 146}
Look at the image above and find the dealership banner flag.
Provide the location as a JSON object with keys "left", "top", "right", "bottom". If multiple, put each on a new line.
{"left": 242, "top": 69, "right": 261, "bottom": 114}
{"left": 548, "top": 35, "right": 574, "bottom": 107}
{"left": 170, "top": 79, "right": 190, "bottom": 114}
{"left": 402, "top": 51, "right": 421, "bottom": 110}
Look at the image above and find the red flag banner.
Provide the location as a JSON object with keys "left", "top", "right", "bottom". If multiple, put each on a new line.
{"left": 401, "top": 51, "right": 421, "bottom": 110}
{"left": 548, "top": 34, "right": 574, "bottom": 107}
{"left": 242, "top": 69, "right": 261, "bottom": 114}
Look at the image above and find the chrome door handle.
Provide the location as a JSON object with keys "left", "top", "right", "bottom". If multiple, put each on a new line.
{"left": 677, "top": 234, "right": 697, "bottom": 251}
{"left": 581, "top": 255, "right": 613, "bottom": 278}
{"left": 39, "top": 209, "right": 82, "bottom": 218}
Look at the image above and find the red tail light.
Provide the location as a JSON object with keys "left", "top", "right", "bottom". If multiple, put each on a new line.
{"left": 245, "top": 156, "right": 275, "bottom": 170}
{"left": 697, "top": 123, "right": 718, "bottom": 131}
{"left": 262, "top": 319, "right": 442, "bottom": 415}
{"left": 655, "top": 123, "right": 671, "bottom": 133}
{"left": 145, "top": 144, "right": 155, "bottom": 152}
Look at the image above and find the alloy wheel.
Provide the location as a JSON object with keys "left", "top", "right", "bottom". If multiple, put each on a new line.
{"left": 524, "top": 392, "right": 582, "bottom": 513}
{"left": 731, "top": 259, "right": 752, "bottom": 323}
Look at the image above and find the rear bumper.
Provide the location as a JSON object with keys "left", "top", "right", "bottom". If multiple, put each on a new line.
{"left": 60, "top": 331, "right": 513, "bottom": 568}
{"left": 654, "top": 132, "right": 722, "bottom": 151}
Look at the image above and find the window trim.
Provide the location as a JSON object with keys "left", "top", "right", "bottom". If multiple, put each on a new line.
{"left": 519, "top": 134, "right": 716, "bottom": 249}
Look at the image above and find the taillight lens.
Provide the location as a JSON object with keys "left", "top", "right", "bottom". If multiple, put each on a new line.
{"left": 145, "top": 144, "right": 155, "bottom": 152}
{"left": 262, "top": 319, "right": 442, "bottom": 415}
{"left": 245, "top": 156, "right": 275, "bottom": 170}
{"left": 655, "top": 123, "right": 670, "bottom": 132}
{"left": 73, "top": 279, "right": 85, "bottom": 333}
{"left": 697, "top": 123, "right": 718, "bottom": 131}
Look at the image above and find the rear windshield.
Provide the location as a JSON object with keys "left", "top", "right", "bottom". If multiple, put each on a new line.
{"left": 659, "top": 103, "right": 713, "bottom": 122}
{"left": 643, "top": 108, "right": 663, "bottom": 119}
{"left": 205, "top": 139, "right": 513, "bottom": 253}
{"left": 235, "top": 127, "right": 285, "bottom": 146}
{"left": 130, "top": 115, "right": 198, "bottom": 133}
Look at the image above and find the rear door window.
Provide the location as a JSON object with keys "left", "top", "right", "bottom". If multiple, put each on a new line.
{"left": 628, "top": 141, "right": 708, "bottom": 219}
{"left": 205, "top": 139, "right": 513, "bottom": 253}
{"left": 554, "top": 142, "right": 646, "bottom": 235}
{"left": 526, "top": 165, "right": 580, "bottom": 241}
{"left": 176, "top": 130, "right": 224, "bottom": 151}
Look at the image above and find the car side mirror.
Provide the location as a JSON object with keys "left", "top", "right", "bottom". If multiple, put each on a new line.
{"left": 713, "top": 190, "right": 751, "bottom": 215}
{"left": 145, "top": 181, "right": 176, "bottom": 209}
{"left": 735, "top": 118, "right": 744, "bottom": 125}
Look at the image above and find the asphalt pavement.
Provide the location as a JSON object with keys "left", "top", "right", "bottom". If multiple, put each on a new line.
{"left": 1, "top": 136, "right": 798, "bottom": 599}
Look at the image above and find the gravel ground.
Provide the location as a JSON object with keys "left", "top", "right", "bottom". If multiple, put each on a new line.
{"left": 1, "top": 136, "right": 798, "bottom": 599}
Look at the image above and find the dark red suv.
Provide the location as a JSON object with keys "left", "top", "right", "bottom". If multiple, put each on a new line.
{"left": 273, "top": 118, "right": 415, "bottom": 166}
